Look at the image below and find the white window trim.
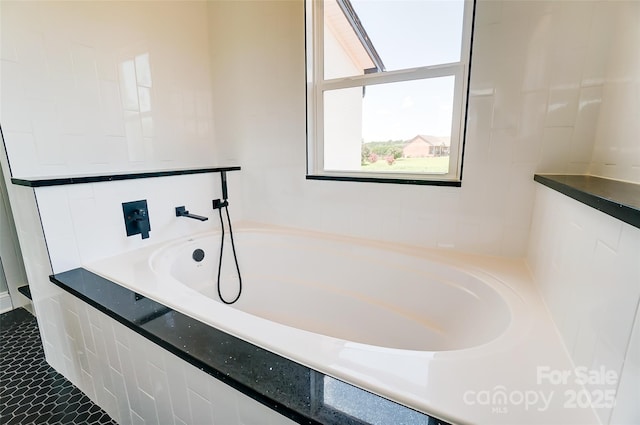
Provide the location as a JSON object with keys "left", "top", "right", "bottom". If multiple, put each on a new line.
{"left": 305, "top": 0, "right": 475, "bottom": 184}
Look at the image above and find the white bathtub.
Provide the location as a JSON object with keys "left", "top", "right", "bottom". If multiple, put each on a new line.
{"left": 152, "top": 229, "right": 512, "bottom": 352}
{"left": 86, "top": 223, "right": 599, "bottom": 425}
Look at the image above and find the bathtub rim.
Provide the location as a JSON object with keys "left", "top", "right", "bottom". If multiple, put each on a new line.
{"left": 82, "top": 222, "right": 600, "bottom": 425}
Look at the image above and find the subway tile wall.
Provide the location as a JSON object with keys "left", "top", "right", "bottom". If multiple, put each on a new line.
{"left": 0, "top": 1, "right": 218, "bottom": 179}
{"left": 589, "top": 0, "right": 640, "bottom": 183}
{"left": 34, "top": 172, "right": 242, "bottom": 274}
{"left": 210, "top": 0, "right": 637, "bottom": 258}
{"left": 0, "top": 2, "right": 254, "bottom": 423}
{"left": 39, "top": 290, "right": 295, "bottom": 425}
{"left": 1, "top": 1, "right": 636, "bottom": 257}
{"left": 0, "top": 165, "right": 278, "bottom": 425}
{"left": 0, "top": 170, "right": 29, "bottom": 309}
{"left": 527, "top": 185, "right": 640, "bottom": 425}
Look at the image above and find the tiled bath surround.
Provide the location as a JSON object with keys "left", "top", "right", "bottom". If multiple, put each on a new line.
{"left": 588, "top": 1, "right": 640, "bottom": 182}
{"left": 2, "top": 0, "right": 638, "bottom": 253}
{"left": 40, "top": 286, "right": 297, "bottom": 425}
{"left": 0, "top": 1, "right": 219, "bottom": 178}
{"left": 2, "top": 169, "right": 247, "bottom": 424}
{"left": 32, "top": 172, "right": 241, "bottom": 274}
{"left": 210, "top": 0, "right": 639, "bottom": 257}
{"left": 527, "top": 185, "right": 640, "bottom": 425}
{"left": 0, "top": 169, "right": 29, "bottom": 311}
{"left": 0, "top": 0, "right": 638, "bottom": 424}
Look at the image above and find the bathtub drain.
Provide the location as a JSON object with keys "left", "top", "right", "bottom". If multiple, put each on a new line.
{"left": 192, "top": 249, "right": 205, "bottom": 262}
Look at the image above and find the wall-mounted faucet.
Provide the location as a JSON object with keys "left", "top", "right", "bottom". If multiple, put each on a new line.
{"left": 123, "top": 200, "right": 151, "bottom": 239}
{"left": 175, "top": 206, "right": 208, "bottom": 221}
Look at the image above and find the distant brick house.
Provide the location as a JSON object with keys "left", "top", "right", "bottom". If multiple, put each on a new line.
{"left": 402, "top": 135, "right": 450, "bottom": 158}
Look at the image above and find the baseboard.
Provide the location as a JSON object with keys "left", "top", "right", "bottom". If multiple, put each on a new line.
{"left": 0, "top": 291, "right": 14, "bottom": 313}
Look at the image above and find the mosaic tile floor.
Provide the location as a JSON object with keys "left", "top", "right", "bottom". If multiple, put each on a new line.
{"left": 1, "top": 308, "right": 117, "bottom": 425}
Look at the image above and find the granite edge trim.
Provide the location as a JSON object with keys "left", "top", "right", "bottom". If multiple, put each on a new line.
{"left": 11, "top": 166, "right": 241, "bottom": 187}
{"left": 306, "top": 175, "right": 462, "bottom": 187}
{"left": 48, "top": 272, "right": 320, "bottom": 425}
{"left": 534, "top": 174, "right": 640, "bottom": 229}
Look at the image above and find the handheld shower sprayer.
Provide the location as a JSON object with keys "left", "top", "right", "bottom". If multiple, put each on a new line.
{"left": 213, "top": 171, "right": 242, "bottom": 305}
{"left": 221, "top": 171, "right": 228, "bottom": 201}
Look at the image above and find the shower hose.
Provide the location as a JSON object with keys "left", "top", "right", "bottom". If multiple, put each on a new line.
{"left": 216, "top": 204, "right": 242, "bottom": 304}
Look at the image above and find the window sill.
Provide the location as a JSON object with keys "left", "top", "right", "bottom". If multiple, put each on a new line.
{"left": 306, "top": 174, "right": 461, "bottom": 187}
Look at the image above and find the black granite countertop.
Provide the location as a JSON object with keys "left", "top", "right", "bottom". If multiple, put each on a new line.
{"left": 50, "top": 268, "right": 447, "bottom": 425}
{"left": 534, "top": 174, "right": 640, "bottom": 229}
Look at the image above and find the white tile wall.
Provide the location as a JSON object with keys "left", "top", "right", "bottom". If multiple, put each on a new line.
{"left": 0, "top": 0, "right": 219, "bottom": 179}
{"left": 0, "top": 168, "right": 286, "bottom": 424}
{"left": 0, "top": 2, "right": 268, "bottom": 424}
{"left": 609, "top": 309, "right": 640, "bottom": 425}
{"left": 34, "top": 171, "right": 242, "bottom": 273}
{"left": 208, "top": 0, "right": 634, "bottom": 257}
{"left": 589, "top": 0, "right": 640, "bottom": 183}
{"left": 0, "top": 162, "right": 29, "bottom": 308}
{"left": 2, "top": 1, "right": 634, "bottom": 255}
{"left": 43, "top": 290, "right": 297, "bottom": 425}
{"left": 527, "top": 184, "right": 640, "bottom": 424}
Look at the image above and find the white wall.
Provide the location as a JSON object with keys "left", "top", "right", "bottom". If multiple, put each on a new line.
{"left": 588, "top": 1, "right": 640, "bottom": 183}
{"left": 34, "top": 172, "right": 239, "bottom": 274}
{"left": 0, "top": 0, "right": 246, "bottom": 296}
{"left": 0, "top": 161, "right": 29, "bottom": 308}
{"left": 527, "top": 185, "right": 640, "bottom": 424}
{"left": 0, "top": 0, "right": 218, "bottom": 179}
{"left": 0, "top": 1, "right": 253, "bottom": 424}
{"left": 210, "top": 0, "right": 636, "bottom": 258}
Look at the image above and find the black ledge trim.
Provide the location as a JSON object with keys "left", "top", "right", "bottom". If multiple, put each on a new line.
{"left": 534, "top": 174, "right": 640, "bottom": 229}
{"left": 306, "top": 175, "right": 461, "bottom": 187}
{"left": 50, "top": 268, "right": 446, "bottom": 425}
{"left": 17, "top": 285, "right": 32, "bottom": 300}
{"left": 11, "top": 166, "right": 241, "bottom": 187}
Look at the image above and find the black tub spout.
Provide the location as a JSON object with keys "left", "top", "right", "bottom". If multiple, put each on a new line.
{"left": 175, "top": 206, "right": 208, "bottom": 221}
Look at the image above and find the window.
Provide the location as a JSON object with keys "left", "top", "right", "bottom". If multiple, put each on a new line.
{"left": 305, "top": 0, "right": 475, "bottom": 185}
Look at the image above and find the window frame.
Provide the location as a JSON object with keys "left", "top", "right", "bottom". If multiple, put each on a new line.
{"left": 305, "top": 0, "right": 476, "bottom": 186}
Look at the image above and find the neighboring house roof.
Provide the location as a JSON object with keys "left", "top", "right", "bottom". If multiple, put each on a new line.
{"left": 409, "top": 135, "right": 451, "bottom": 147}
{"left": 324, "top": 0, "right": 385, "bottom": 73}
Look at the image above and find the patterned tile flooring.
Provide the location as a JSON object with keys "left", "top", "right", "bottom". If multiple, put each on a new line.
{"left": 1, "top": 308, "right": 117, "bottom": 425}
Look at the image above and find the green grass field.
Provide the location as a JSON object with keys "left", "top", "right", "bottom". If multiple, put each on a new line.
{"left": 361, "top": 156, "right": 449, "bottom": 173}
